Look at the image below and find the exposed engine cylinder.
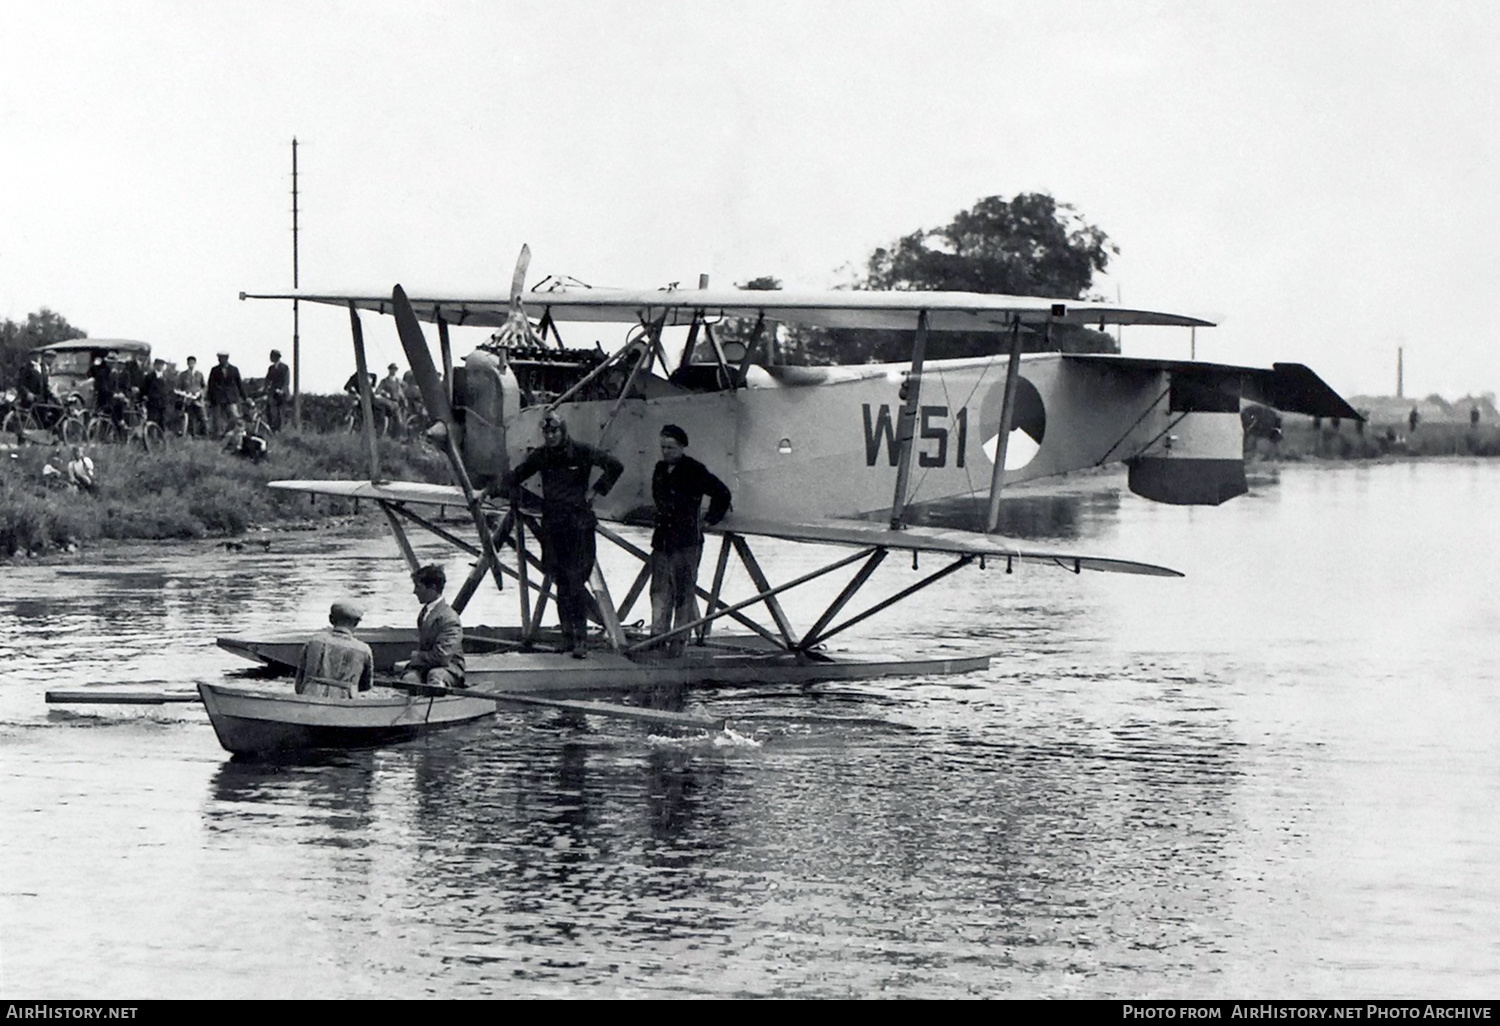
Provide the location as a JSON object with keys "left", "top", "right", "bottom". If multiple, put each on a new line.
{"left": 460, "top": 349, "right": 516, "bottom": 490}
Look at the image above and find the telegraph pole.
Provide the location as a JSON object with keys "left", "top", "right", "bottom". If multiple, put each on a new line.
{"left": 291, "top": 137, "right": 302, "bottom": 429}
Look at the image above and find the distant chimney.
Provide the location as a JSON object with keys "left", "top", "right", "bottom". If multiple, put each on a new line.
{"left": 1397, "top": 347, "right": 1404, "bottom": 399}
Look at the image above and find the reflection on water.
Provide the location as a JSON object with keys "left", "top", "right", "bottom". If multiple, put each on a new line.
{"left": 3, "top": 463, "right": 1500, "bottom": 997}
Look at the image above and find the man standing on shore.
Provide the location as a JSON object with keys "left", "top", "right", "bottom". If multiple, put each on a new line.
{"left": 296, "top": 601, "right": 375, "bottom": 699}
{"left": 265, "top": 349, "right": 290, "bottom": 432}
{"left": 649, "top": 424, "right": 731, "bottom": 657}
{"left": 143, "top": 358, "right": 171, "bottom": 429}
{"left": 487, "top": 412, "right": 624, "bottom": 658}
{"left": 207, "top": 350, "right": 245, "bottom": 438}
{"left": 17, "top": 351, "right": 54, "bottom": 436}
{"left": 176, "top": 356, "right": 207, "bottom": 437}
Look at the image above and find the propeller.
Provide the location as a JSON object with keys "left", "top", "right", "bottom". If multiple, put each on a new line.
{"left": 391, "top": 283, "right": 504, "bottom": 592}
{"left": 492, "top": 244, "right": 545, "bottom": 349}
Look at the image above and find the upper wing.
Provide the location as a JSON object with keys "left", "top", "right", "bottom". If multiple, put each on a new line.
{"left": 240, "top": 286, "right": 1213, "bottom": 332}
{"left": 268, "top": 480, "right": 1181, "bottom": 577}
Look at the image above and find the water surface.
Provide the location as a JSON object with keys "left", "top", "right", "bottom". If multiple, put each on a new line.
{"left": 2, "top": 461, "right": 1497, "bottom": 997}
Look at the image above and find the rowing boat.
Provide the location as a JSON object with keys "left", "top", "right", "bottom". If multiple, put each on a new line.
{"left": 196, "top": 682, "right": 497, "bottom": 756}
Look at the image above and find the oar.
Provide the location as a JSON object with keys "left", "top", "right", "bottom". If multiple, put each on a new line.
{"left": 381, "top": 678, "right": 723, "bottom": 730}
{"left": 46, "top": 690, "right": 200, "bottom": 705}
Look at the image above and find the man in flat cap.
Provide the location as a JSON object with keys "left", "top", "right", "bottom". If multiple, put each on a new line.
{"left": 650, "top": 424, "right": 731, "bottom": 657}
{"left": 207, "top": 350, "right": 245, "bottom": 439}
{"left": 295, "top": 601, "right": 375, "bottom": 699}
{"left": 265, "top": 349, "right": 290, "bottom": 432}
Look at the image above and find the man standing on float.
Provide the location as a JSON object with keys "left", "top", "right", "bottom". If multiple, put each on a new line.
{"left": 649, "top": 424, "right": 731, "bottom": 657}
{"left": 487, "top": 412, "right": 623, "bottom": 659}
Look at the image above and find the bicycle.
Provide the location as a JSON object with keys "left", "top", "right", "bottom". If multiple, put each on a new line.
{"left": 343, "top": 395, "right": 403, "bottom": 438}
{"left": 87, "top": 401, "right": 164, "bottom": 450}
{"left": 4, "top": 395, "right": 88, "bottom": 445}
{"left": 173, "top": 390, "right": 208, "bottom": 439}
{"left": 244, "top": 394, "right": 273, "bottom": 439}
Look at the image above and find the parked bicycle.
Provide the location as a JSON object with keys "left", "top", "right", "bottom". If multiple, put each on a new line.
{"left": 87, "top": 400, "right": 165, "bottom": 451}
{"left": 342, "top": 394, "right": 412, "bottom": 438}
{"left": 244, "top": 393, "right": 273, "bottom": 440}
{"left": 173, "top": 389, "right": 208, "bottom": 438}
{"left": 3, "top": 393, "right": 88, "bottom": 445}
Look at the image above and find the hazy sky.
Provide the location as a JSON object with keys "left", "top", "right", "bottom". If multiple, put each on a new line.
{"left": 3, "top": 1, "right": 1496, "bottom": 397}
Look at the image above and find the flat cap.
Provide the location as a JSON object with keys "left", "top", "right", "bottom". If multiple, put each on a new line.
{"left": 329, "top": 600, "right": 364, "bottom": 623}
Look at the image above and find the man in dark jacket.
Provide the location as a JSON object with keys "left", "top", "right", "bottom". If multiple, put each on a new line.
{"left": 649, "top": 424, "right": 731, "bottom": 656}
{"left": 88, "top": 355, "right": 115, "bottom": 420}
{"left": 487, "top": 411, "right": 624, "bottom": 658}
{"left": 143, "top": 358, "right": 172, "bottom": 428}
{"left": 265, "top": 349, "right": 290, "bottom": 432}
{"left": 207, "top": 350, "right": 245, "bottom": 437}
{"left": 15, "top": 352, "right": 54, "bottom": 436}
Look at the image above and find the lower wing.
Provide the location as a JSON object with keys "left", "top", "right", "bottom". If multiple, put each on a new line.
{"left": 270, "top": 479, "right": 1181, "bottom": 578}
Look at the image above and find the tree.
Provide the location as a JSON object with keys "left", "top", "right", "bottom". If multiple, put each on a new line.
{"left": 790, "top": 192, "right": 1120, "bottom": 364}
{"left": 864, "top": 192, "right": 1115, "bottom": 296}
{"left": 1, "top": 309, "right": 88, "bottom": 388}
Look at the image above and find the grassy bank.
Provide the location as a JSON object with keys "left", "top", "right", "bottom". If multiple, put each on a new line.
{"left": 0, "top": 432, "right": 450, "bottom": 557}
{"left": 1260, "top": 418, "right": 1500, "bottom": 461}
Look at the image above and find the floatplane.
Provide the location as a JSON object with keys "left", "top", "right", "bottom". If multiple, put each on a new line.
{"left": 80, "top": 247, "right": 1353, "bottom": 754}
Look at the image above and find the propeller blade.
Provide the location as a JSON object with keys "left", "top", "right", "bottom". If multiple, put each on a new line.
{"left": 392, "top": 285, "right": 506, "bottom": 594}
{"left": 391, "top": 284, "right": 454, "bottom": 425}
{"left": 510, "top": 244, "right": 531, "bottom": 309}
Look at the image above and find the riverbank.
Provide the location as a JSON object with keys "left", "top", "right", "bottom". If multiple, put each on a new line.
{"left": 1258, "top": 418, "right": 1500, "bottom": 460}
{"left": 0, "top": 431, "right": 449, "bottom": 558}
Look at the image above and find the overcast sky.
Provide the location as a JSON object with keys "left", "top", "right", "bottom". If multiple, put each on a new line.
{"left": 3, "top": 1, "right": 1496, "bottom": 397}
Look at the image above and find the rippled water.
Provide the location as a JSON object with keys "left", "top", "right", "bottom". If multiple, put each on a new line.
{"left": 3, "top": 461, "right": 1498, "bottom": 998}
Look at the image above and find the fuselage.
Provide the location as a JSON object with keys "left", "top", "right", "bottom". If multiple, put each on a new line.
{"left": 462, "top": 350, "right": 1247, "bottom": 520}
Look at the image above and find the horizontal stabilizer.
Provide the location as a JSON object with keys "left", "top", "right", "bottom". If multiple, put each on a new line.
{"left": 1063, "top": 354, "right": 1360, "bottom": 420}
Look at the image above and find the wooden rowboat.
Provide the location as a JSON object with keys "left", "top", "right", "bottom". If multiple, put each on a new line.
{"left": 196, "top": 682, "right": 498, "bottom": 757}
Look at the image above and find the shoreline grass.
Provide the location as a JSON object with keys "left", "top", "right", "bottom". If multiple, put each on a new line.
{"left": 0, "top": 431, "right": 450, "bottom": 558}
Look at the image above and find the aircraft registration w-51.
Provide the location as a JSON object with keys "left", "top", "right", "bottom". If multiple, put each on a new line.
{"left": 227, "top": 249, "right": 1358, "bottom": 695}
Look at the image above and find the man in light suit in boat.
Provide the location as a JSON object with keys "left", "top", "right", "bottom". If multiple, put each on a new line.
{"left": 399, "top": 564, "right": 466, "bottom": 689}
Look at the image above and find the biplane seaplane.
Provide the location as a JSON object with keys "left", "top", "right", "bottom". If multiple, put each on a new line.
{"left": 223, "top": 249, "right": 1357, "bottom": 705}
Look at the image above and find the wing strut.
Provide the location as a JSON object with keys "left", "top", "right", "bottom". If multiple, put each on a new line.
{"left": 985, "top": 313, "right": 1033, "bottom": 533}
{"left": 346, "top": 304, "right": 383, "bottom": 482}
{"left": 889, "top": 309, "right": 930, "bottom": 529}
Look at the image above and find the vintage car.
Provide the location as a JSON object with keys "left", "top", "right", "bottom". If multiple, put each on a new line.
{"left": 32, "top": 339, "right": 159, "bottom": 406}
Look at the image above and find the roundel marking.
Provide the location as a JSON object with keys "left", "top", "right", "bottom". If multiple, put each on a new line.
{"left": 978, "top": 377, "right": 1046, "bottom": 471}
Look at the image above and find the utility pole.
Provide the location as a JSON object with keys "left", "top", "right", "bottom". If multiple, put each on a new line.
{"left": 291, "top": 137, "right": 301, "bottom": 430}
